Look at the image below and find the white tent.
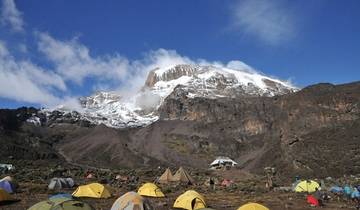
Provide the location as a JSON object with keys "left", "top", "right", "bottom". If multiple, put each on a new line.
{"left": 48, "top": 177, "right": 75, "bottom": 190}
{"left": 0, "top": 164, "right": 15, "bottom": 171}
{"left": 210, "top": 156, "right": 237, "bottom": 169}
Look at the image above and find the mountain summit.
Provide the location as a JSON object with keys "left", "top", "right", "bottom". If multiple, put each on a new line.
{"left": 50, "top": 64, "right": 297, "bottom": 128}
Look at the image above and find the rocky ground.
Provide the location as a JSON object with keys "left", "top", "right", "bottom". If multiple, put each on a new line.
{"left": 0, "top": 161, "right": 358, "bottom": 210}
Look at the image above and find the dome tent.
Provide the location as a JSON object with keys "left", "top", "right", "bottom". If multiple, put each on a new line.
{"left": 111, "top": 191, "right": 154, "bottom": 210}
{"left": 28, "top": 197, "right": 94, "bottom": 210}
{"left": 237, "top": 203, "right": 269, "bottom": 210}
{"left": 0, "top": 180, "right": 15, "bottom": 193}
{"left": 0, "top": 188, "right": 13, "bottom": 202}
{"left": 48, "top": 178, "right": 75, "bottom": 190}
{"left": 293, "top": 180, "right": 320, "bottom": 193}
{"left": 138, "top": 183, "right": 165, "bottom": 197}
{"left": 173, "top": 190, "right": 206, "bottom": 210}
{"left": 72, "top": 183, "right": 111, "bottom": 198}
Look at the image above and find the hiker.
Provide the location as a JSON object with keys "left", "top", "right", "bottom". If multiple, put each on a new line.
{"left": 344, "top": 185, "right": 352, "bottom": 199}
{"left": 313, "top": 188, "right": 324, "bottom": 206}
{"left": 209, "top": 177, "right": 215, "bottom": 190}
{"left": 264, "top": 167, "right": 276, "bottom": 190}
{"left": 129, "top": 175, "right": 139, "bottom": 184}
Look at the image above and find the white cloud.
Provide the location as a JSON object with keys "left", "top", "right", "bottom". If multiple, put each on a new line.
{"left": 36, "top": 33, "right": 197, "bottom": 96}
{"left": 231, "top": 0, "right": 295, "bottom": 45}
{"left": 37, "top": 32, "right": 129, "bottom": 85}
{"left": 119, "top": 49, "right": 194, "bottom": 93}
{"left": 0, "top": 41, "right": 65, "bottom": 106}
{"left": 1, "top": 32, "right": 293, "bottom": 108}
{"left": 0, "top": 32, "right": 196, "bottom": 107}
{"left": 1, "top": 0, "right": 24, "bottom": 32}
{"left": 0, "top": 40, "right": 9, "bottom": 56}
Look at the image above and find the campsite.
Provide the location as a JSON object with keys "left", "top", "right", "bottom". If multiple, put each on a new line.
{"left": 0, "top": 160, "right": 359, "bottom": 210}
{"left": 1, "top": 0, "right": 360, "bottom": 210}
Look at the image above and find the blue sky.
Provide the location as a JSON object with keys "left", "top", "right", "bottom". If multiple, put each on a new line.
{"left": 0, "top": 0, "right": 360, "bottom": 108}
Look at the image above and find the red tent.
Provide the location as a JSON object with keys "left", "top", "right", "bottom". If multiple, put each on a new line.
{"left": 221, "top": 179, "right": 233, "bottom": 187}
{"left": 307, "top": 195, "right": 319, "bottom": 207}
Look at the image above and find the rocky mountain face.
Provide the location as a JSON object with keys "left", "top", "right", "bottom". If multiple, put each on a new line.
{"left": 1, "top": 64, "right": 359, "bottom": 178}
{"left": 157, "top": 82, "right": 360, "bottom": 177}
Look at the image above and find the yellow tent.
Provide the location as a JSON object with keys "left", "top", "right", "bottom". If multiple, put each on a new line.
{"left": 158, "top": 168, "right": 173, "bottom": 184}
{"left": 137, "top": 183, "right": 165, "bottom": 197}
{"left": 294, "top": 180, "right": 320, "bottom": 193}
{"left": 0, "top": 188, "right": 13, "bottom": 201}
{"left": 72, "top": 183, "right": 111, "bottom": 198}
{"left": 237, "top": 203, "right": 269, "bottom": 210}
{"left": 173, "top": 190, "right": 206, "bottom": 210}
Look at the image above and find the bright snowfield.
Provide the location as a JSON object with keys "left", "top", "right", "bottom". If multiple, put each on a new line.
{"left": 46, "top": 63, "right": 298, "bottom": 128}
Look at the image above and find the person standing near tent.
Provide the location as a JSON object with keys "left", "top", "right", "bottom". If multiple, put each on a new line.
{"left": 209, "top": 177, "right": 215, "bottom": 191}
{"left": 344, "top": 185, "right": 353, "bottom": 199}
{"left": 264, "top": 167, "right": 276, "bottom": 190}
{"left": 313, "top": 188, "right": 325, "bottom": 206}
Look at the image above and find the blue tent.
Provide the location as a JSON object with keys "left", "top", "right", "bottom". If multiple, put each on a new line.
{"left": 0, "top": 180, "right": 14, "bottom": 193}
{"left": 330, "top": 186, "right": 343, "bottom": 193}
{"left": 351, "top": 189, "right": 360, "bottom": 199}
{"left": 344, "top": 186, "right": 352, "bottom": 196}
{"left": 49, "top": 193, "right": 73, "bottom": 200}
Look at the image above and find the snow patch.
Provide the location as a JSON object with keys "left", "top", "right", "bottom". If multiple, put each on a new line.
{"left": 26, "top": 115, "right": 41, "bottom": 126}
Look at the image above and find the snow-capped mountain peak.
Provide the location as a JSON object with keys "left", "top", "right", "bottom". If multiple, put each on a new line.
{"left": 146, "top": 64, "right": 296, "bottom": 99}
{"left": 47, "top": 63, "right": 297, "bottom": 128}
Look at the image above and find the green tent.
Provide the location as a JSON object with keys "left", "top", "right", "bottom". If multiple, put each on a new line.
{"left": 28, "top": 197, "right": 94, "bottom": 210}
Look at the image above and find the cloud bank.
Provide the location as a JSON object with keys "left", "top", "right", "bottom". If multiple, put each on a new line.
{"left": 1, "top": 33, "right": 278, "bottom": 108}
{"left": 1, "top": 0, "right": 24, "bottom": 32}
{"left": 230, "top": 0, "right": 295, "bottom": 45}
{"left": 0, "top": 41, "right": 65, "bottom": 106}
